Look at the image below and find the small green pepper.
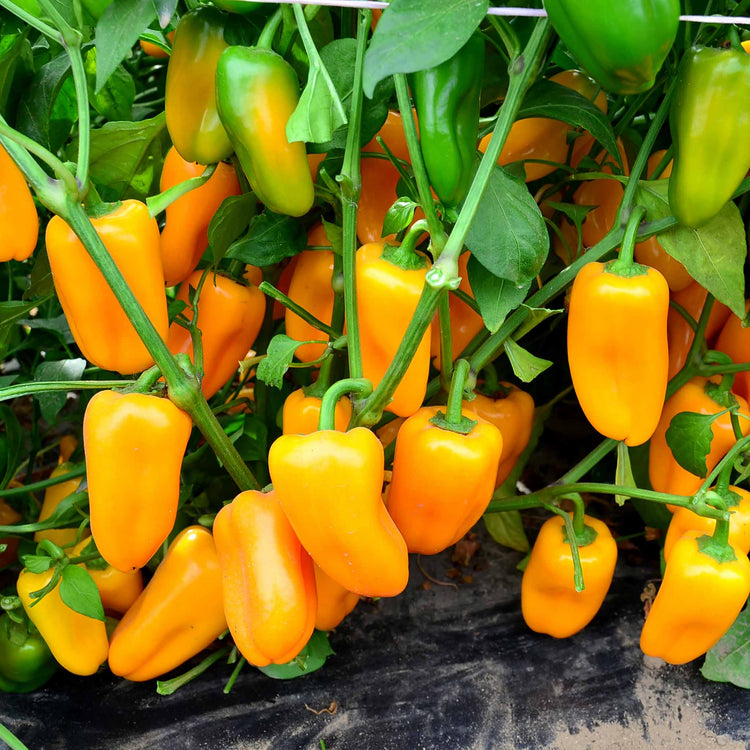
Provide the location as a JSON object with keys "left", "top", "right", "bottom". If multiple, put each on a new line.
{"left": 0, "top": 613, "right": 57, "bottom": 694}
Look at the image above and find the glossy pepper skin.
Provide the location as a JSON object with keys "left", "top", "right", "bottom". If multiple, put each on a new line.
{"left": 715, "top": 302, "right": 750, "bottom": 405}
{"left": 83, "top": 390, "right": 193, "bottom": 572}
{"left": 464, "top": 385, "right": 535, "bottom": 488}
{"left": 0, "top": 145, "right": 38, "bottom": 261}
{"left": 167, "top": 271, "right": 265, "bottom": 399}
{"left": 0, "top": 614, "right": 57, "bottom": 693}
{"left": 269, "top": 427, "right": 409, "bottom": 597}
{"left": 543, "top": 0, "right": 679, "bottom": 94}
{"left": 411, "top": 34, "right": 483, "bottom": 208}
{"left": 165, "top": 8, "right": 232, "bottom": 165}
{"left": 357, "top": 241, "right": 431, "bottom": 417}
{"left": 108, "top": 526, "right": 227, "bottom": 681}
{"left": 216, "top": 46, "right": 314, "bottom": 217}
{"left": 282, "top": 389, "right": 351, "bottom": 435}
{"left": 214, "top": 490, "right": 316, "bottom": 667}
{"left": 45, "top": 200, "right": 169, "bottom": 375}
{"left": 285, "top": 224, "right": 335, "bottom": 363}
{"left": 567, "top": 261, "right": 669, "bottom": 446}
{"left": 649, "top": 378, "right": 750, "bottom": 497}
{"left": 314, "top": 563, "right": 359, "bottom": 631}
{"left": 640, "top": 532, "right": 750, "bottom": 664}
{"left": 17, "top": 568, "right": 109, "bottom": 676}
{"left": 34, "top": 464, "right": 85, "bottom": 548}
{"left": 387, "top": 406, "right": 503, "bottom": 555}
{"left": 159, "top": 147, "right": 241, "bottom": 286}
{"left": 669, "top": 46, "right": 750, "bottom": 228}
{"left": 521, "top": 514, "right": 618, "bottom": 638}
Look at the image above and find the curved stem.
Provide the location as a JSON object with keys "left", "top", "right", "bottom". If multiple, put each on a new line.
{"left": 607, "top": 204, "right": 646, "bottom": 274}
{"left": 147, "top": 164, "right": 217, "bottom": 217}
{"left": 0, "top": 0, "right": 58, "bottom": 38}
{"left": 318, "top": 378, "right": 372, "bottom": 431}
{"left": 257, "top": 8, "right": 283, "bottom": 50}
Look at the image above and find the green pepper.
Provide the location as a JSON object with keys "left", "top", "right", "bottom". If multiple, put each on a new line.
{"left": 216, "top": 46, "right": 314, "bottom": 217}
{"left": 543, "top": 0, "right": 679, "bottom": 94}
{"left": 411, "top": 34, "right": 484, "bottom": 209}
{"left": 668, "top": 45, "right": 750, "bottom": 228}
{"left": 211, "top": 0, "right": 262, "bottom": 13}
{"left": 0, "top": 613, "right": 57, "bottom": 694}
{"left": 165, "top": 7, "right": 234, "bottom": 165}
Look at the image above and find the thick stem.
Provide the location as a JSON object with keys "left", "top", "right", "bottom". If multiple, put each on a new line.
{"left": 318, "top": 378, "right": 372, "bottom": 431}
{"left": 147, "top": 164, "right": 217, "bottom": 217}
{"left": 437, "top": 292, "right": 453, "bottom": 384}
{"left": 606, "top": 205, "right": 646, "bottom": 274}
{"left": 445, "top": 359, "right": 470, "bottom": 426}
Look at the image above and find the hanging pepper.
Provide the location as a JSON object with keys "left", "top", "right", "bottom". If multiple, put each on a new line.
{"left": 34, "top": 465, "right": 85, "bottom": 549}
{"left": 0, "top": 145, "right": 38, "bottom": 262}
{"left": 285, "top": 223, "right": 336, "bottom": 363}
{"left": 0, "top": 613, "right": 57, "bottom": 694}
{"left": 522, "top": 513, "right": 618, "bottom": 638}
{"left": 165, "top": 7, "right": 233, "bottom": 165}
{"left": 83, "top": 390, "right": 193, "bottom": 572}
{"left": 715, "top": 302, "right": 750, "bottom": 405}
{"left": 167, "top": 271, "right": 265, "bottom": 399}
{"left": 213, "top": 490, "right": 316, "bottom": 667}
{"left": 649, "top": 377, "right": 750, "bottom": 497}
{"left": 159, "top": 147, "right": 241, "bottom": 287}
{"left": 543, "top": 0, "right": 680, "bottom": 94}
{"left": 45, "top": 200, "right": 169, "bottom": 375}
{"left": 641, "top": 529, "right": 750, "bottom": 664}
{"left": 282, "top": 388, "right": 351, "bottom": 435}
{"left": 108, "top": 526, "right": 226, "bottom": 681}
{"left": 668, "top": 45, "right": 750, "bottom": 228}
{"left": 216, "top": 46, "right": 314, "bottom": 217}
{"left": 314, "top": 563, "right": 359, "bottom": 631}
{"left": 411, "top": 33, "right": 484, "bottom": 208}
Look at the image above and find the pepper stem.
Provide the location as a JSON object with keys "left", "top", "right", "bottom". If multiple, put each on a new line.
{"left": 318, "top": 378, "right": 373, "bottom": 431}
{"left": 606, "top": 205, "right": 647, "bottom": 276}
{"left": 382, "top": 219, "right": 430, "bottom": 271}
{"left": 256, "top": 8, "right": 282, "bottom": 50}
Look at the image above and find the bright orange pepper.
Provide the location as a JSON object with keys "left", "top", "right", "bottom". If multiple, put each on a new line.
{"left": 314, "top": 563, "right": 359, "bottom": 631}
{"left": 34, "top": 464, "right": 86, "bottom": 548}
{"left": 282, "top": 388, "right": 351, "bottom": 435}
{"left": 0, "top": 145, "right": 38, "bottom": 261}
{"left": 715, "top": 301, "right": 750, "bottom": 404}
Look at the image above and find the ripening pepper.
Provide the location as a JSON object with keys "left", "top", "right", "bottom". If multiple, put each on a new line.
{"left": 34, "top": 464, "right": 86, "bottom": 549}
{"left": 0, "top": 145, "right": 38, "bottom": 262}
{"left": 139, "top": 30, "right": 174, "bottom": 58}
{"left": 45, "top": 200, "right": 169, "bottom": 375}
{"left": 543, "top": 0, "right": 679, "bottom": 94}
{"left": 285, "top": 223, "right": 336, "bottom": 363}
{"left": 411, "top": 33, "right": 483, "bottom": 207}
{"left": 664, "top": 487, "right": 750, "bottom": 561}
{"left": 567, "top": 261, "right": 669, "bottom": 446}
{"left": 521, "top": 513, "right": 618, "bottom": 638}
{"left": 216, "top": 46, "right": 314, "bottom": 217}
{"left": 167, "top": 271, "right": 265, "bottom": 399}
{"left": 268, "top": 427, "right": 409, "bottom": 597}
{"left": 667, "top": 283, "right": 730, "bottom": 380}
{"left": 108, "top": 526, "right": 227, "bottom": 681}
{"left": 214, "top": 490, "right": 316, "bottom": 667}
{"left": 669, "top": 46, "right": 750, "bottom": 228}
{"left": 640, "top": 531, "right": 750, "bottom": 664}
{"left": 715, "top": 302, "right": 750, "bottom": 405}
{"left": 357, "top": 240, "right": 431, "bottom": 417}
{"left": 0, "top": 613, "right": 57, "bottom": 694}
{"left": 387, "top": 405, "right": 503, "bottom": 555}
{"left": 17, "top": 567, "right": 109, "bottom": 676}
{"left": 83, "top": 390, "right": 193, "bottom": 572}
{"left": 464, "top": 384, "right": 535, "bottom": 488}
{"left": 314, "top": 563, "right": 359, "bottom": 631}
{"left": 282, "top": 388, "right": 351, "bottom": 435}
{"left": 159, "top": 147, "right": 241, "bottom": 286}
{"left": 165, "top": 8, "right": 233, "bottom": 165}
{"left": 649, "top": 377, "right": 750, "bottom": 497}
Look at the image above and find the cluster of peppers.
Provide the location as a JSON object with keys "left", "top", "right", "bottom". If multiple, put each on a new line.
{"left": 0, "top": 0, "right": 749, "bottom": 694}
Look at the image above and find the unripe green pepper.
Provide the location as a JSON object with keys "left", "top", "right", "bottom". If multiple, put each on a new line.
{"left": 216, "top": 46, "right": 314, "bottom": 217}
{"left": 0, "top": 613, "right": 57, "bottom": 694}
{"left": 411, "top": 34, "right": 484, "bottom": 209}
{"left": 165, "top": 8, "right": 233, "bottom": 165}
{"left": 668, "top": 46, "right": 750, "bottom": 228}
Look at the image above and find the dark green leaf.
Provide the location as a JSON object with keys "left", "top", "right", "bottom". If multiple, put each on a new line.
{"left": 665, "top": 411, "right": 719, "bottom": 479}
{"left": 26, "top": 249, "right": 55, "bottom": 299}
{"left": 465, "top": 164, "right": 548, "bottom": 285}
{"left": 615, "top": 440, "right": 636, "bottom": 507}
{"left": 60, "top": 565, "right": 105, "bottom": 621}
{"left": 84, "top": 47, "right": 135, "bottom": 121}
{"left": 33, "top": 359, "right": 87, "bottom": 424}
{"left": 153, "top": 0, "right": 178, "bottom": 27}
{"left": 637, "top": 180, "right": 746, "bottom": 318}
{"left": 467, "top": 255, "right": 529, "bottom": 334}
{"left": 0, "top": 300, "right": 41, "bottom": 360}
{"left": 503, "top": 338, "right": 552, "bottom": 383}
{"left": 363, "top": 0, "right": 488, "bottom": 97}
{"left": 226, "top": 212, "right": 307, "bottom": 267}
{"left": 0, "top": 17, "right": 28, "bottom": 115}
{"left": 207, "top": 194, "right": 258, "bottom": 265}
{"left": 256, "top": 335, "right": 314, "bottom": 389}
{"left": 257, "top": 630, "right": 334, "bottom": 680}
{"left": 382, "top": 198, "right": 417, "bottom": 238}
{"left": 18, "top": 314, "right": 74, "bottom": 345}
{"left": 702, "top": 607, "right": 750, "bottom": 688}
{"left": 225, "top": 414, "right": 268, "bottom": 463}
{"left": 0, "top": 375, "right": 18, "bottom": 388}
{"left": 484, "top": 511, "right": 529, "bottom": 552}
{"left": 0, "top": 404, "right": 24, "bottom": 490}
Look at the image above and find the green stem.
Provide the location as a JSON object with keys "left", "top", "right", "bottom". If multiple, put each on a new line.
{"left": 544, "top": 503, "right": 585, "bottom": 592}
{"left": 0, "top": 466, "right": 84, "bottom": 497}
{"left": 0, "top": 380, "right": 132, "bottom": 403}
{"left": 445, "top": 359, "right": 470, "bottom": 426}
{"left": 146, "top": 164, "right": 218, "bottom": 217}
{"left": 488, "top": 15, "right": 520, "bottom": 59}
{"left": 65, "top": 36, "right": 90, "bottom": 191}
{"left": 258, "top": 281, "right": 338, "bottom": 339}
{"left": 0, "top": 0, "right": 58, "bottom": 38}
{"left": 156, "top": 648, "right": 230, "bottom": 696}
{"left": 437, "top": 292, "right": 453, "bottom": 385}
{"left": 256, "top": 8, "right": 282, "bottom": 50}
{"left": 607, "top": 205, "right": 646, "bottom": 273}
{"left": 559, "top": 438, "right": 618, "bottom": 484}
{"left": 0, "top": 723, "right": 29, "bottom": 750}
{"left": 699, "top": 433, "right": 750, "bottom": 496}
{"left": 318, "top": 378, "right": 372, "bottom": 431}
{"left": 223, "top": 656, "right": 246, "bottom": 695}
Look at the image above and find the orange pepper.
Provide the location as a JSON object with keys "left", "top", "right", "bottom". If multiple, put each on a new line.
{"left": 0, "top": 145, "right": 38, "bottom": 261}
{"left": 715, "top": 301, "right": 750, "bottom": 404}
{"left": 139, "top": 30, "right": 175, "bottom": 58}
{"left": 167, "top": 271, "right": 265, "bottom": 398}
{"left": 34, "top": 464, "right": 87, "bottom": 548}
{"left": 314, "top": 563, "right": 359, "bottom": 631}
{"left": 282, "top": 388, "right": 351, "bottom": 435}
{"left": 213, "top": 490, "right": 316, "bottom": 667}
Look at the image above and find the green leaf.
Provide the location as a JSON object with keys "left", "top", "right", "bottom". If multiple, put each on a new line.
{"left": 21, "top": 555, "right": 53, "bottom": 574}
{"left": 59, "top": 565, "right": 105, "bottom": 621}
{"left": 226, "top": 212, "right": 307, "bottom": 267}
{"left": 503, "top": 338, "right": 552, "bottom": 383}
{"left": 26, "top": 249, "right": 55, "bottom": 300}
{"left": 95, "top": 0, "right": 157, "bottom": 92}
{"left": 382, "top": 198, "right": 417, "bottom": 238}
{"left": 33, "top": 359, "right": 87, "bottom": 424}
{"left": 0, "top": 17, "right": 29, "bottom": 115}
{"left": 512, "top": 305, "right": 563, "bottom": 341}
{"left": 0, "top": 300, "right": 42, "bottom": 360}
{"left": 321, "top": 219, "right": 342, "bottom": 256}
{"left": 84, "top": 47, "right": 135, "bottom": 121}
{"left": 702, "top": 607, "right": 750, "bottom": 688}
{"left": 484, "top": 511, "right": 529, "bottom": 552}
{"left": 467, "top": 255, "right": 529, "bottom": 334}
{"left": 362, "top": 0, "right": 488, "bottom": 98}
{"left": 465, "top": 164, "right": 549, "bottom": 286}
{"left": 665, "top": 411, "right": 719, "bottom": 479}
{"left": 615, "top": 440, "right": 636, "bottom": 507}
{"left": 18, "top": 314, "right": 75, "bottom": 345}
{"left": 257, "top": 630, "right": 334, "bottom": 680}
{"left": 153, "top": 0, "right": 178, "bottom": 27}
{"left": 637, "top": 180, "right": 746, "bottom": 318}
{"left": 207, "top": 194, "right": 258, "bottom": 265}
{"left": 223, "top": 414, "right": 268, "bottom": 463}
{"left": 256, "top": 335, "right": 313, "bottom": 389}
